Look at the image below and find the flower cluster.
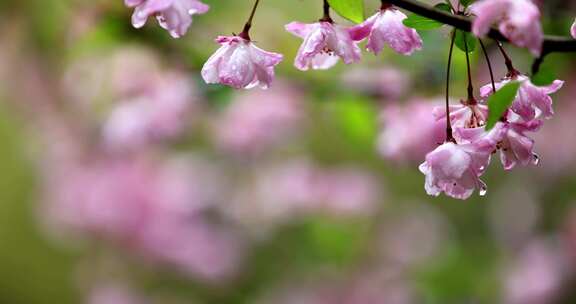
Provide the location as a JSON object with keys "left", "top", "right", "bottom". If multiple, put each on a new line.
{"left": 199, "top": 4, "right": 423, "bottom": 89}
{"left": 470, "top": 0, "right": 543, "bottom": 56}
{"left": 420, "top": 70, "right": 563, "bottom": 200}
{"left": 286, "top": 6, "right": 422, "bottom": 72}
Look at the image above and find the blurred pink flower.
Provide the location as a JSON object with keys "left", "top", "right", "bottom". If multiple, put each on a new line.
{"left": 532, "top": 98, "right": 576, "bottom": 175}
{"left": 285, "top": 21, "right": 362, "bottom": 70}
{"left": 378, "top": 203, "right": 451, "bottom": 267}
{"left": 226, "top": 160, "right": 380, "bottom": 234}
{"left": 103, "top": 71, "right": 196, "bottom": 151}
{"left": 572, "top": 19, "right": 576, "bottom": 39}
{"left": 377, "top": 99, "right": 445, "bottom": 163}
{"left": 87, "top": 283, "right": 147, "bottom": 304}
{"left": 125, "top": 0, "right": 209, "bottom": 38}
{"left": 349, "top": 7, "right": 422, "bottom": 55}
{"left": 63, "top": 48, "right": 199, "bottom": 151}
{"left": 480, "top": 75, "right": 564, "bottom": 122}
{"left": 312, "top": 168, "right": 380, "bottom": 216}
{"left": 470, "top": 0, "right": 543, "bottom": 56}
{"left": 63, "top": 48, "right": 163, "bottom": 109}
{"left": 212, "top": 82, "right": 303, "bottom": 155}
{"left": 503, "top": 240, "right": 567, "bottom": 304}
{"left": 259, "top": 272, "right": 416, "bottom": 304}
{"left": 488, "top": 184, "right": 540, "bottom": 249}
{"left": 202, "top": 36, "right": 283, "bottom": 89}
{"left": 342, "top": 67, "right": 410, "bottom": 99}
{"left": 43, "top": 155, "right": 243, "bottom": 280}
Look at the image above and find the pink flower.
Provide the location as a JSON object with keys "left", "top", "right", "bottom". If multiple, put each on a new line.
{"left": 497, "top": 120, "right": 542, "bottom": 170}
{"left": 312, "top": 168, "right": 380, "bottom": 216}
{"left": 341, "top": 67, "right": 410, "bottom": 99}
{"left": 377, "top": 99, "right": 445, "bottom": 163}
{"left": 125, "top": 0, "right": 209, "bottom": 38}
{"left": 201, "top": 36, "right": 283, "bottom": 89}
{"left": 433, "top": 103, "right": 489, "bottom": 129}
{"left": 532, "top": 96, "right": 576, "bottom": 175}
{"left": 103, "top": 71, "right": 196, "bottom": 151}
{"left": 212, "top": 81, "right": 302, "bottom": 155}
{"left": 349, "top": 8, "right": 422, "bottom": 55}
{"left": 43, "top": 155, "right": 243, "bottom": 280}
{"left": 503, "top": 240, "right": 567, "bottom": 304}
{"left": 87, "top": 283, "right": 146, "bottom": 304}
{"left": 285, "top": 21, "right": 362, "bottom": 70}
{"left": 480, "top": 75, "right": 564, "bottom": 122}
{"left": 572, "top": 19, "right": 576, "bottom": 39}
{"left": 419, "top": 125, "right": 504, "bottom": 199}
{"left": 470, "top": 0, "right": 543, "bottom": 56}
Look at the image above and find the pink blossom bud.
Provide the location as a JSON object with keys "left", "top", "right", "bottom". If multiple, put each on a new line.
{"left": 125, "top": 0, "right": 209, "bottom": 38}
{"left": 285, "top": 21, "right": 362, "bottom": 70}
{"left": 202, "top": 36, "right": 283, "bottom": 89}
{"left": 349, "top": 8, "right": 422, "bottom": 55}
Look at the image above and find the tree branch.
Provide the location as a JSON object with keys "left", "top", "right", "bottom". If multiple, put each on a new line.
{"left": 386, "top": 0, "right": 576, "bottom": 54}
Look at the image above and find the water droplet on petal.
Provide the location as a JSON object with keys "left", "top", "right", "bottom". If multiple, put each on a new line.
{"left": 479, "top": 186, "right": 487, "bottom": 196}
{"left": 532, "top": 153, "right": 540, "bottom": 165}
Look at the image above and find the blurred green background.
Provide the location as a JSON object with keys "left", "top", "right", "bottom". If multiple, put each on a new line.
{"left": 1, "top": 0, "right": 576, "bottom": 303}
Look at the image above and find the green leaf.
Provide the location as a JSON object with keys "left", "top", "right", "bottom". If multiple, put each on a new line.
{"left": 454, "top": 30, "right": 476, "bottom": 53}
{"left": 403, "top": 3, "right": 451, "bottom": 30}
{"left": 485, "top": 82, "right": 520, "bottom": 130}
{"left": 460, "top": 0, "right": 475, "bottom": 7}
{"left": 327, "top": 0, "right": 364, "bottom": 24}
{"left": 531, "top": 63, "right": 556, "bottom": 86}
{"left": 531, "top": 70, "right": 555, "bottom": 86}
{"left": 403, "top": 15, "right": 444, "bottom": 30}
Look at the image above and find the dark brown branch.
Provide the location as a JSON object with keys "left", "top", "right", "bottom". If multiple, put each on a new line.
{"left": 386, "top": 0, "right": 576, "bottom": 54}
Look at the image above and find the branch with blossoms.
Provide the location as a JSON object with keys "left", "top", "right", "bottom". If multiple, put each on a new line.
{"left": 122, "top": 0, "right": 576, "bottom": 201}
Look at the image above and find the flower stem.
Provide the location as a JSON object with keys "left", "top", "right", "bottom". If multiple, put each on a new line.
{"left": 444, "top": 0, "right": 455, "bottom": 13}
{"left": 239, "top": 0, "right": 261, "bottom": 40}
{"left": 478, "top": 39, "right": 496, "bottom": 94}
{"left": 445, "top": 31, "right": 457, "bottom": 143}
{"left": 320, "top": 0, "right": 333, "bottom": 22}
{"left": 495, "top": 41, "right": 518, "bottom": 77}
{"left": 463, "top": 33, "right": 475, "bottom": 103}
{"left": 381, "top": 1, "right": 393, "bottom": 10}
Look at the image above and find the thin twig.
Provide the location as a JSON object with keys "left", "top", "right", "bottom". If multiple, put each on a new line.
{"left": 445, "top": 31, "right": 457, "bottom": 143}
{"left": 239, "top": 0, "right": 261, "bottom": 40}
{"left": 479, "top": 39, "right": 496, "bottom": 94}
{"left": 463, "top": 33, "right": 474, "bottom": 102}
